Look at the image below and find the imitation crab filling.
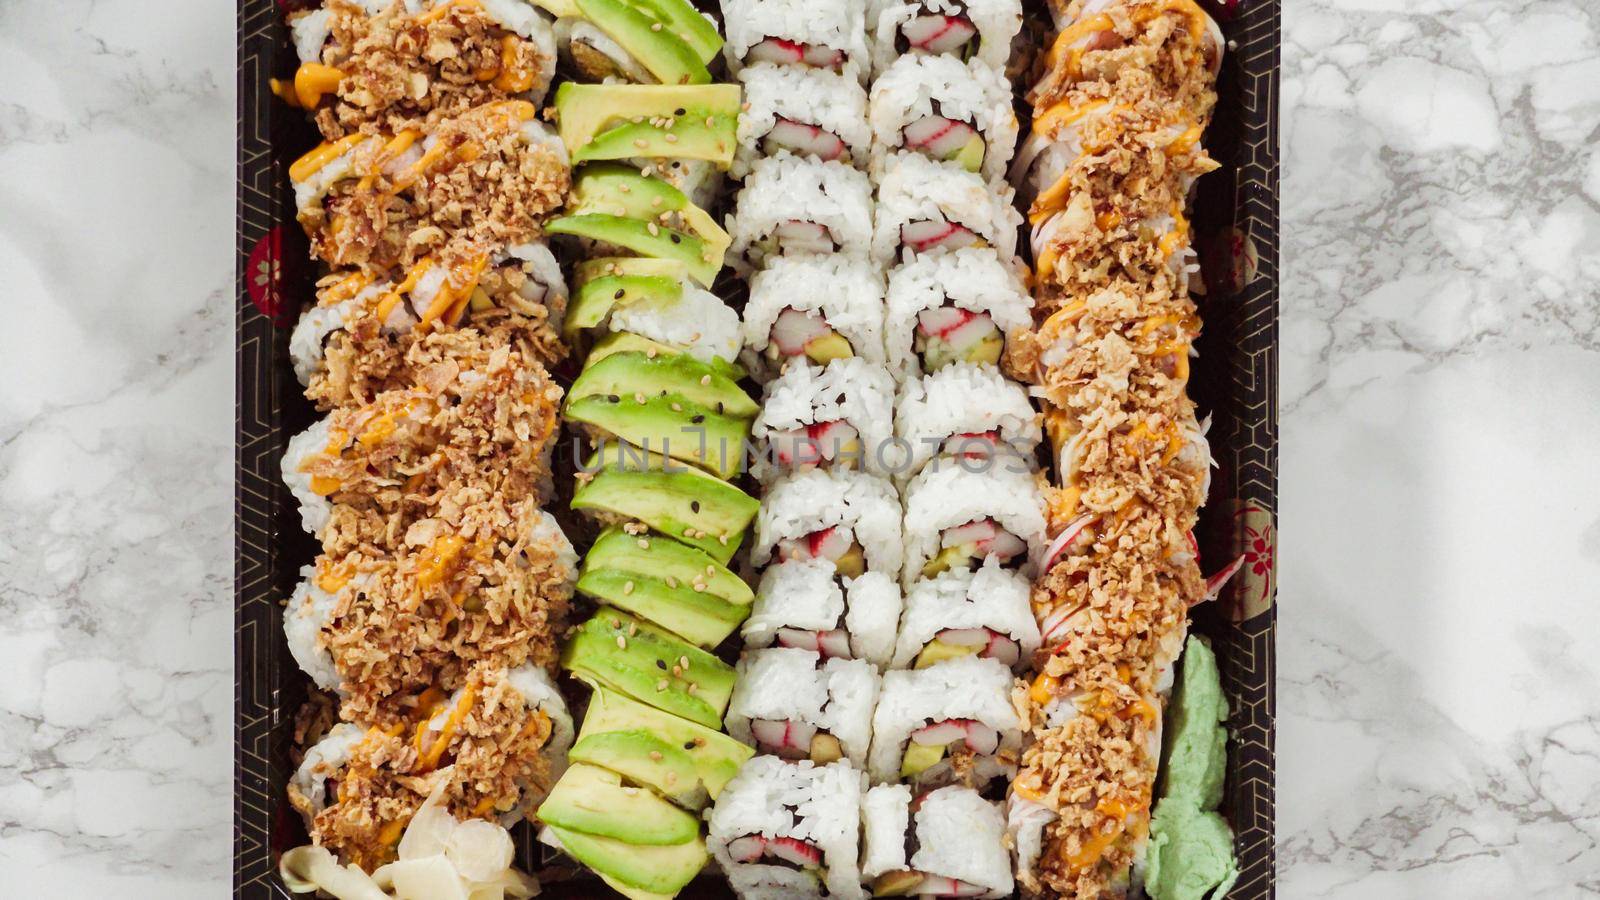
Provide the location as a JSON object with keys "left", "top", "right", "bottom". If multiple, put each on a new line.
{"left": 766, "top": 307, "right": 856, "bottom": 365}
{"left": 896, "top": 6, "right": 980, "bottom": 58}
{"left": 901, "top": 107, "right": 985, "bottom": 172}
{"left": 746, "top": 36, "right": 849, "bottom": 70}
{"left": 763, "top": 118, "right": 853, "bottom": 164}
{"left": 747, "top": 719, "right": 848, "bottom": 764}
{"left": 913, "top": 305, "right": 1004, "bottom": 370}
{"left": 774, "top": 626, "right": 853, "bottom": 659}
{"left": 919, "top": 518, "right": 1026, "bottom": 579}
{"left": 766, "top": 420, "right": 864, "bottom": 471}
{"left": 726, "top": 833, "right": 825, "bottom": 872}
{"left": 759, "top": 219, "right": 843, "bottom": 256}
{"left": 899, "top": 717, "right": 1019, "bottom": 792}
{"left": 899, "top": 217, "right": 986, "bottom": 256}
{"left": 776, "top": 525, "right": 867, "bottom": 578}
{"left": 911, "top": 627, "right": 1022, "bottom": 670}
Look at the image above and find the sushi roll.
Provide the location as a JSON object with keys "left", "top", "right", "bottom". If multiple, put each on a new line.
{"left": 860, "top": 784, "right": 1015, "bottom": 898}
{"left": 728, "top": 155, "right": 876, "bottom": 271}
{"left": 883, "top": 247, "right": 1030, "bottom": 381}
{"left": 567, "top": 262, "right": 745, "bottom": 368}
{"left": 282, "top": 563, "right": 362, "bottom": 693}
{"left": 742, "top": 255, "right": 887, "bottom": 376}
{"left": 287, "top": 723, "right": 366, "bottom": 822}
{"left": 894, "top": 361, "right": 1042, "bottom": 480}
{"left": 742, "top": 558, "right": 903, "bottom": 669}
{"left": 282, "top": 417, "right": 338, "bottom": 534}
{"left": 725, "top": 647, "right": 881, "bottom": 768}
{"left": 867, "top": 655, "right": 1021, "bottom": 790}
{"left": 282, "top": 0, "right": 559, "bottom": 126}
{"left": 871, "top": 151, "right": 1021, "bottom": 267}
{"left": 734, "top": 63, "right": 872, "bottom": 178}
{"left": 867, "top": 0, "right": 1023, "bottom": 75}
{"left": 289, "top": 244, "right": 569, "bottom": 386}
{"left": 868, "top": 54, "right": 1018, "bottom": 183}
{"left": 707, "top": 756, "right": 869, "bottom": 900}
{"left": 719, "top": 0, "right": 871, "bottom": 80}
{"left": 753, "top": 467, "right": 905, "bottom": 581}
{"left": 889, "top": 559, "right": 1040, "bottom": 672}
{"left": 546, "top": 0, "right": 722, "bottom": 87}
{"left": 901, "top": 461, "right": 1047, "bottom": 586}
{"left": 752, "top": 358, "right": 898, "bottom": 483}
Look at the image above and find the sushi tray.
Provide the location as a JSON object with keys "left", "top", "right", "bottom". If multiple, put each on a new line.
{"left": 237, "top": 0, "right": 1278, "bottom": 897}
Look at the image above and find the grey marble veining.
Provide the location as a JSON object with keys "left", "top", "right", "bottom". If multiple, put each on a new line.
{"left": 0, "top": 0, "right": 1596, "bottom": 897}
{"left": 1281, "top": 0, "right": 1600, "bottom": 896}
{"left": 0, "top": 0, "right": 235, "bottom": 896}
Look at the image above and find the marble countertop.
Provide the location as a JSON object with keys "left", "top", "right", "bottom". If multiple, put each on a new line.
{"left": 0, "top": 0, "right": 1595, "bottom": 896}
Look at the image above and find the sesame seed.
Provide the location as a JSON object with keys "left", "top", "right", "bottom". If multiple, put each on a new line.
{"left": 650, "top": 21, "right": 662, "bottom": 30}
{"left": 629, "top": 622, "right": 638, "bottom": 636}
{"left": 671, "top": 665, "right": 682, "bottom": 676}
{"left": 705, "top": 565, "right": 715, "bottom": 575}
{"left": 666, "top": 576, "right": 678, "bottom": 588}
{"left": 718, "top": 534, "right": 730, "bottom": 545}
{"left": 618, "top": 183, "right": 631, "bottom": 193}
{"left": 651, "top": 197, "right": 663, "bottom": 207}
{"left": 647, "top": 348, "right": 658, "bottom": 358}
{"left": 623, "top": 580, "right": 635, "bottom": 595}
{"left": 693, "top": 583, "right": 705, "bottom": 592}
{"left": 649, "top": 751, "right": 664, "bottom": 761}
{"left": 635, "top": 392, "right": 647, "bottom": 404}
{"left": 699, "top": 375, "right": 711, "bottom": 385}
{"left": 664, "top": 771, "right": 678, "bottom": 783}
{"left": 671, "top": 402, "right": 683, "bottom": 412}
{"left": 679, "top": 656, "right": 690, "bottom": 669}
{"left": 616, "top": 635, "right": 627, "bottom": 649}
{"left": 705, "top": 116, "right": 715, "bottom": 128}
{"left": 638, "top": 538, "right": 650, "bottom": 549}
{"left": 633, "top": 138, "right": 648, "bottom": 149}
{"left": 664, "top": 133, "right": 678, "bottom": 144}
{"left": 656, "top": 679, "right": 669, "bottom": 692}
{"left": 647, "top": 222, "right": 660, "bottom": 236}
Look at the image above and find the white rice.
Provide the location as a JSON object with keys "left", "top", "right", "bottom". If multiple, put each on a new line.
{"left": 289, "top": 301, "right": 351, "bottom": 387}
{"left": 281, "top": 417, "right": 334, "bottom": 535}
{"left": 859, "top": 783, "right": 913, "bottom": 879}
{"left": 889, "top": 558, "right": 1040, "bottom": 670}
{"left": 291, "top": 9, "right": 333, "bottom": 64}
{"left": 742, "top": 254, "right": 887, "bottom": 376}
{"left": 728, "top": 155, "right": 875, "bottom": 272}
{"left": 720, "top": 0, "right": 872, "bottom": 81}
{"left": 752, "top": 358, "right": 898, "bottom": 483}
{"left": 753, "top": 468, "right": 905, "bottom": 581}
{"left": 868, "top": 0, "right": 1023, "bottom": 74}
{"left": 911, "top": 786, "right": 1014, "bottom": 898}
{"left": 868, "top": 53, "right": 1019, "bottom": 183}
{"left": 883, "top": 246, "right": 1032, "bottom": 381}
{"left": 900, "top": 460, "right": 1048, "bottom": 587}
{"left": 708, "top": 756, "right": 869, "bottom": 900}
{"left": 604, "top": 281, "right": 743, "bottom": 366}
{"left": 290, "top": 723, "right": 366, "bottom": 817}
{"left": 742, "top": 558, "right": 903, "bottom": 669}
{"left": 283, "top": 566, "right": 342, "bottom": 692}
{"left": 726, "top": 648, "right": 882, "bottom": 770}
{"left": 871, "top": 150, "right": 1021, "bottom": 267}
{"left": 866, "top": 655, "right": 1019, "bottom": 785}
{"left": 293, "top": 136, "right": 380, "bottom": 215}
{"left": 894, "top": 361, "right": 1042, "bottom": 477}
{"left": 735, "top": 63, "right": 872, "bottom": 179}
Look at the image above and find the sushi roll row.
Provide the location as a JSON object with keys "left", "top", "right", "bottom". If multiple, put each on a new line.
{"left": 707, "top": 3, "right": 1045, "bottom": 898}
{"left": 521, "top": 13, "right": 772, "bottom": 899}
{"left": 274, "top": 0, "right": 584, "bottom": 885}
{"left": 1003, "top": 2, "right": 1240, "bottom": 899}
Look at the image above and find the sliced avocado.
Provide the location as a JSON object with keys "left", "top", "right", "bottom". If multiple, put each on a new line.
{"left": 900, "top": 741, "right": 947, "bottom": 779}
{"left": 805, "top": 331, "right": 855, "bottom": 365}
{"left": 570, "top": 351, "right": 757, "bottom": 419}
{"left": 578, "top": 526, "right": 753, "bottom": 646}
{"left": 555, "top": 82, "right": 740, "bottom": 168}
{"left": 965, "top": 333, "right": 1005, "bottom": 366}
{"left": 575, "top": 255, "right": 690, "bottom": 289}
{"left": 569, "top": 730, "right": 703, "bottom": 810}
{"left": 920, "top": 543, "right": 977, "bottom": 579}
{"left": 599, "top": 872, "right": 677, "bottom": 900}
{"left": 572, "top": 449, "right": 758, "bottom": 562}
{"left": 562, "top": 608, "right": 738, "bottom": 728}
{"left": 949, "top": 132, "right": 987, "bottom": 173}
{"left": 873, "top": 871, "right": 927, "bottom": 897}
{"left": 546, "top": 825, "right": 707, "bottom": 896}
{"left": 912, "top": 637, "right": 983, "bottom": 669}
{"left": 630, "top": 0, "right": 722, "bottom": 64}
{"left": 833, "top": 542, "right": 867, "bottom": 579}
{"left": 576, "top": 0, "right": 709, "bottom": 86}
{"left": 566, "top": 274, "right": 683, "bottom": 338}
{"left": 588, "top": 331, "right": 745, "bottom": 382}
{"left": 536, "top": 763, "right": 699, "bottom": 846}
{"left": 548, "top": 214, "right": 720, "bottom": 288}
{"left": 570, "top": 166, "right": 731, "bottom": 261}
{"left": 566, "top": 393, "right": 749, "bottom": 480}
{"left": 577, "top": 680, "right": 754, "bottom": 806}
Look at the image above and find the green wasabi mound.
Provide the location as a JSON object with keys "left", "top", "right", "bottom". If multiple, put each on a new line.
{"left": 1146, "top": 635, "right": 1240, "bottom": 900}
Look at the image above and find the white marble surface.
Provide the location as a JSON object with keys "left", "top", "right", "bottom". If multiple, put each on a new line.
{"left": 0, "top": 0, "right": 1597, "bottom": 897}
{"left": 1281, "top": 0, "right": 1600, "bottom": 896}
{"left": 0, "top": 0, "right": 236, "bottom": 896}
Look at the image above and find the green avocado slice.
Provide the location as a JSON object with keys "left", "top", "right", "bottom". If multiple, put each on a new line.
{"left": 545, "top": 825, "right": 707, "bottom": 896}
{"left": 567, "top": 165, "right": 732, "bottom": 263}
{"left": 568, "top": 730, "right": 703, "bottom": 811}
{"left": 565, "top": 273, "right": 683, "bottom": 339}
{"left": 547, "top": 214, "right": 720, "bottom": 288}
{"left": 569, "top": 350, "right": 757, "bottom": 419}
{"left": 566, "top": 393, "right": 750, "bottom": 480}
{"left": 561, "top": 608, "right": 737, "bottom": 728}
{"left": 586, "top": 332, "right": 745, "bottom": 382}
{"left": 536, "top": 763, "right": 699, "bottom": 846}
{"left": 575, "top": 680, "right": 754, "bottom": 806}
{"left": 629, "top": 0, "right": 722, "bottom": 64}
{"left": 572, "top": 448, "right": 757, "bottom": 562}
{"left": 576, "top": 0, "right": 709, "bottom": 86}
{"left": 574, "top": 256, "right": 690, "bottom": 289}
{"left": 555, "top": 82, "right": 740, "bottom": 168}
{"left": 578, "top": 526, "right": 753, "bottom": 647}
